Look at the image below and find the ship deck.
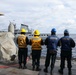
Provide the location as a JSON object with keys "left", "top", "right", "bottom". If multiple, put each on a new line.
{"left": 0, "top": 58, "right": 76, "bottom": 75}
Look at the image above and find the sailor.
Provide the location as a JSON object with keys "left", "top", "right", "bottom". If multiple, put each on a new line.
{"left": 17, "top": 28, "right": 29, "bottom": 69}
{"left": 58, "top": 29, "right": 75, "bottom": 75}
{"left": 30, "top": 30, "right": 44, "bottom": 71}
{"left": 44, "top": 28, "right": 59, "bottom": 73}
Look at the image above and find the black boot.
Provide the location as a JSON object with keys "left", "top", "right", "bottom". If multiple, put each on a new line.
{"left": 51, "top": 65, "right": 54, "bottom": 73}
{"left": 23, "top": 64, "right": 27, "bottom": 69}
{"left": 32, "top": 61, "right": 36, "bottom": 70}
{"left": 32, "top": 65, "right": 35, "bottom": 71}
{"left": 36, "top": 66, "right": 41, "bottom": 71}
{"left": 50, "top": 68, "right": 53, "bottom": 74}
{"left": 58, "top": 69, "right": 63, "bottom": 74}
{"left": 44, "top": 67, "right": 48, "bottom": 73}
{"left": 23, "top": 66, "right": 27, "bottom": 69}
{"left": 19, "top": 64, "right": 22, "bottom": 69}
{"left": 68, "top": 69, "right": 72, "bottom": 75}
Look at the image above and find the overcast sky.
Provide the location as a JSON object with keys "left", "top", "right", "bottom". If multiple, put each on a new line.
{"left": 0, "top": 0, "right": 76, "bottom": 33}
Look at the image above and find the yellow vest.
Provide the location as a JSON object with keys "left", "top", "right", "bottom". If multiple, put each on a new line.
{"left": 31, "top": 37, "right": 42, "bottom": 50}
{"left": 18, "top": 34, "right": 27, "bottom": 48}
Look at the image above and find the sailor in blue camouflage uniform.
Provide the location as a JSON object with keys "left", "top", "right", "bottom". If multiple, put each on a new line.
{"left": 58, "top": 29, "right": 75, "bottom": 75}
{"left": 44, "top": 28, "right": 59, "bottom": 73}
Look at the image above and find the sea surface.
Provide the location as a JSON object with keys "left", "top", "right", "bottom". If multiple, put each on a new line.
{"left": 15, "top": 34, "right": 76, "bottom": 58}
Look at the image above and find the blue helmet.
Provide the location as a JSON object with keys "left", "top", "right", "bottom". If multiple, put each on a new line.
{"left": 51, "top": 28, "right": 56, "bottom": 33}
{"left": 64, "top": 29, "right": 69, "bottom": 34}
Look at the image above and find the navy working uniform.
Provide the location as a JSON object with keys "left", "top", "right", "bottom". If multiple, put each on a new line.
{"left": 44, "top": 28, "right": 59, "bottom": 73}
{"left": 30, "top": 30, "right": 44, "bottom": 71}
{"left": 17, "top": 28, "right": 29, "bottom": 69}
{"left": 58, "top": 29, "right": 75, "bottom": 75}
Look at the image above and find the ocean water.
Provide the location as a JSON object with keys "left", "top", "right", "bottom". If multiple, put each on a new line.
{"left": 15, "top": 34, "right": 76, "bottom": 58}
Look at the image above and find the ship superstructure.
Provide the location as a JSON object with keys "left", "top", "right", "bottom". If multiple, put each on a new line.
{"left": 14, "top": 23, "right": 33, "bottom": 35}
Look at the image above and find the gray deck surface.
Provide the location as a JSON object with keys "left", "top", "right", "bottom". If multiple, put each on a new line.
{"left": 0, "top": 58, "right": 76, "bottom": 75}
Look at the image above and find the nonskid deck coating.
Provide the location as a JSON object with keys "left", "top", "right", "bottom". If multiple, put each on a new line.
{"left": 0, "top": 58, "right": 76, "bottom": 75}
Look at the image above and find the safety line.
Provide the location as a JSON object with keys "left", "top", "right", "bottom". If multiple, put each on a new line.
{"left": 0, "top": 64, "right": 18, "bottom": 68}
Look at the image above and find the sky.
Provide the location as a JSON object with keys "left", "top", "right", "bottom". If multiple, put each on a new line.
{"left": 0, "top": 0, "right": 76, "bottom": 33}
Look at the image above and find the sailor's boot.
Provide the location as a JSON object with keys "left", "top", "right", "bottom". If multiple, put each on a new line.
{"left": 58, "top": 69, "right": 63, "bottom": 74}
{"left": 32, "top": 65, "right": 35, "bottom": 70}
{"left": 23, "top": 64, "right": 27, "bottom": 69}
{"left": 68, "top": 68, "right": 72, "bottom": 75}
{"left": 44, "top": 67, "right": 48, "bottom": 73}
{"left": 36, "top": 66, "right": 41, "bottom": 71}
{"left": 19, "top": 64, "right": 22, "bottom": 69}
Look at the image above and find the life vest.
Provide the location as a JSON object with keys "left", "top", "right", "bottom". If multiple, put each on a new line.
{"left": 31, "top": 37, "right": 42, "bottom": 50}
{"left": 47, "top": 35, "right": 59, "bottom": 51}
{"left": 18, "top": 34, "right": 27, "bottom": 48}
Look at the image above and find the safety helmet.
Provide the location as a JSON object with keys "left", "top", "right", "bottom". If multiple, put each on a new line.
{"left": 34, "top": 30, "right": 40, "bottom": 35}
{"left": 64, "top": 29, "right": 69, "bottom": 34}
{"left": 21, "top": 28, "right": 26, "bottom": 33}
{"left": 51, "top": 28, "right": 56, "bottom": 33}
